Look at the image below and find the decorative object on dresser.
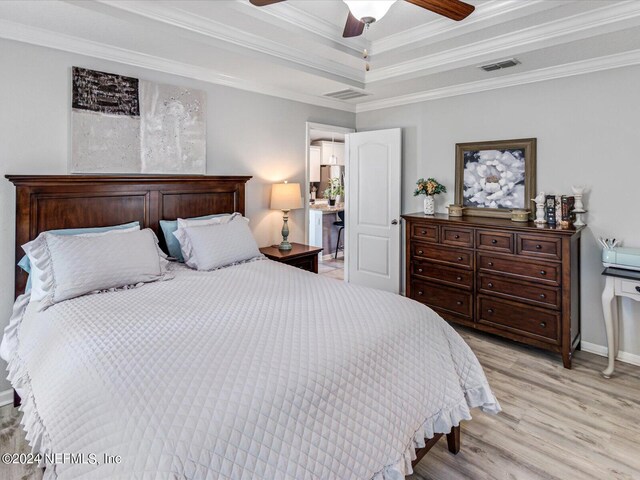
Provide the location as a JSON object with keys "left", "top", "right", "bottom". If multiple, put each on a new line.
{"left": 455, "top": 138, "right": 536, "bottom": 219}
{"left": 531, "top": 191, "right": 546, "bottom": 224}
{"left": 571, "top": 185, "right": 588, "bottom": 227}
{"left": 414, "top": 178, "right": 447, "bottom": 215}
{"left": 270, "top": 181, "right": 302, "bottom": 251}
{"left": 448, "top": 204, "right": 464, "bottom": 217}
{"left": 510, "top": 209, "right": 530, "bottom": 223}
{"left": 402, "top": 213, "right": 583, "bottom": 368}
{"left": 71, "top": 67, "right": 206, "bottom": 174}
{"left": 259, "top": 243, "right": 323, "bottom": 274}
{"left": 600, "top": 241, "right": 640, "bottom": 378}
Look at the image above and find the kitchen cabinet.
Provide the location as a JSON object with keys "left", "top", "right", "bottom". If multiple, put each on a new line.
{"left": 309, "top": 145, "right": 321, "bottom": 182}
{"left": 314, "top": 141, "right": 345, "bottom": 166}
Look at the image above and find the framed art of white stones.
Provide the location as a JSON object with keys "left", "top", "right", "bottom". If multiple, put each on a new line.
{"left": 454, "top": 138, "right": 536, "bottom": 219}
{"left": 71, "top": 67, "right": 206, "bottom": 174}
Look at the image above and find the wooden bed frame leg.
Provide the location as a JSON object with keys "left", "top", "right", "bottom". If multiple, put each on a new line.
{"left": 446, "top": 425, "right": 460, "bottom": 454}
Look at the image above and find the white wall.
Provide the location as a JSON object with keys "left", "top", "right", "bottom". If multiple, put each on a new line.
{"left": 357, "top": 65, "right": 640, "bottom": 359}
{"left": 0, "top": 39, "right": 354, "bottom": 393}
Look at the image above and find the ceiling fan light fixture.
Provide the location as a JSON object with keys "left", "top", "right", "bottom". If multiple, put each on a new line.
{"left": 343, "top": 0, "right": 397, "bottom": 23}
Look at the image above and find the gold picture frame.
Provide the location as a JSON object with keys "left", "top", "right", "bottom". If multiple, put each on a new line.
{"left": 455, "top": 138, "right": 537, "bottom": 219}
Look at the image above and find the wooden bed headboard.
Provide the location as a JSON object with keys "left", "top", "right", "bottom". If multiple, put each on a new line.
{"left": 6, "top": 175, "right": 252, "bottom": 297}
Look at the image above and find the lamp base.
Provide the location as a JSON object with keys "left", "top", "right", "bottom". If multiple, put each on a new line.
{"left": 279, "top": 209, "right": 292, "bottom": 251}
{"left": 278, "top": 241, "right": 293, "bottom": 251}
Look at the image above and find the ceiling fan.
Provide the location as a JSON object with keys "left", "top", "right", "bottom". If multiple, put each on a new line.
{"left": 249, "top": 0, "right": 475, "bottom": 38}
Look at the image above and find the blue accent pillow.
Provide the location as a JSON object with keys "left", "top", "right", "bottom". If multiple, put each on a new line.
{"left": 160, "top": 214, "right": 227, "bottom": 262}
{"left": 18, "top": 221, "right": 140, "bottom": 291}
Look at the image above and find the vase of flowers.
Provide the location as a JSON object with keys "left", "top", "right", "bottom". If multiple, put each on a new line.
{"left": 414, "top": 178, "right": 446, "bottom": 215}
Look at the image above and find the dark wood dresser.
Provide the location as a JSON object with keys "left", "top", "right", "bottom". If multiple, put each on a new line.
{"left": 402, "top": 213, "right": 583, "bottom": 368}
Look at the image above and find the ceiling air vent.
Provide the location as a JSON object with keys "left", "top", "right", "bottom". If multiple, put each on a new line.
{"left": 323, "top": 89, "right": 370, "bottom": 100}
{"left": 479, "top": 58, "right": 520, "bottom": 72}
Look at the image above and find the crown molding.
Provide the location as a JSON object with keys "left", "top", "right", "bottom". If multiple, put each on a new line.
{"left": 0, "top": 20, "right": 356, "bottom": 113}
{"left": 96, "top": 0, "right": 365, "bottom": 87}
{"left": 371, "top": 0, "right": 548, "bottom": 55}
{"left": 356, "top": 49, "right": 640, "bottom": 112}
{"left": 367, "top": 1, "right": 640, "bottom": 82}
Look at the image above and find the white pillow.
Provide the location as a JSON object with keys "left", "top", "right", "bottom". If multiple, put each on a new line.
{"left": 22, "top": 228, "right": 170, "bottom": 309}
{"left": 176, "top": 212, "right": 248, "bottom": 229}
{"left": 26, "top": 225, "right": 140, "bottom": 301}
{"left": 173, "top": 216, "right": 262, "bottom": 271}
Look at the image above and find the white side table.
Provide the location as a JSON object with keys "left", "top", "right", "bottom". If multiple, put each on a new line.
{"left": 601, "top": 267, "right": 640, "bottom": 378}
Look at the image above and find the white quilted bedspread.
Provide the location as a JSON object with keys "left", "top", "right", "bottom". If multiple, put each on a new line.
{"left": 3, "top": 259, "right": 499, "bottom": 479}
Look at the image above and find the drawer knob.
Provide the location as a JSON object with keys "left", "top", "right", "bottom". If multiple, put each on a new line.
{"left": 491, "top": 239, "right": 498, "bottom": 244}
{"left": 457, "top": 256, "right": 463, "bottom": 261}
{"left": 487, "top": 282, "right": 494, "bottom": 288}
{"left": 536, "top": 244, "right": 542, "bottom": 250}
{"left": 487, "top": 308, "right": 494, "bottom": 314}
{"left": 540, "top": 293, "right": 546, "bottom": 299}
{"left": 636, "top": 286, "right": 640, "bottom": 294}
{"left": 456, "top": 300, "right": 463, "bottom": 306}
{"left": 421, "top": 230, "right": 427, "bottom": 234}
{"left": 418, "top": 268, "right": 423, "bottom": 273}
{"left": 540, "top": 270, "right": 547, "bottom": 275}
{"left": 488, "top": 262, "right": 494, "bottom": 267}
{"left": 418, "top": 250, "right": 424, "bottom": 255}
{"left": 456, "top": 276, "right": 463, "bottom": 281}
{"left": 454, "top": 234, "right": 460, "bottom": 239}
{"left": 418, "top": 291, "right": 424, "bottom": 296}
{"left": 539, "top": 322, "right": 547, "bottom": 328}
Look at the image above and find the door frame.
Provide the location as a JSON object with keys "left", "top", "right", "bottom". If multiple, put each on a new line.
{"left": 304, "top": 122, "right": 355, "bottom": 250}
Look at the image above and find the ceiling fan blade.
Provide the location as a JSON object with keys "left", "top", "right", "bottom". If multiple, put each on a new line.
{"left": 249, "top": 0, "right": 286, "bottom": 6}
{"left": 405, "top": 0, "right": 475, "bottom": 21}
{"left": 343, "top": 11, "right": 366, "bottom": 38}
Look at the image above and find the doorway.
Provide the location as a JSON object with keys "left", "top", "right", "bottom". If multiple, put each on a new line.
{"left": 304, "top": 122, "right": 354, "bottom": 281}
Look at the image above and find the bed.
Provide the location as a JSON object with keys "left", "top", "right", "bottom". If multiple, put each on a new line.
{"left": 2, "top": 175, "right": 500, "bottom": 479}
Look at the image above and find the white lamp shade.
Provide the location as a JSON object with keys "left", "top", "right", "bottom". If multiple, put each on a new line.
{"left": 344, "top": 0, "right": 396, "bottom": 21}
{"left": 271, "top": 182, "right": 302, "bottom": 210}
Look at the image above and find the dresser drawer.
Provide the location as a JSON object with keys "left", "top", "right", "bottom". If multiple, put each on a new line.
{"left": 411, "top": 223, "right": 438, "bottom": 243}
{"left": 478, "top": 296, "right": 559, "bottom": 342}
{"left": 441, "top": 226, "right": 474, "bottom": 248}
{"left": 478, "top": 253, "right": 560, "bottom": 286}
{"left": 412, "top": 243, "right": 473, "bottom": 269}
{"left": 477, "top": 230, "right": 513, "bottom": 253}
{"left": 412, "top": 260, "right": 473, "bottom": 289}
{"left": 478, "top": 274, "right": 560, "bottom": 309}
{"left": 411, "top": 281, "right": 473, "bottom": 318}
{"left": 517, "top": 234, "right": 562, "bottom": 261}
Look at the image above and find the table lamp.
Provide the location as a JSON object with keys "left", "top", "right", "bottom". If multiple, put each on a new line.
{"left": 271, "top": 181, "right": 302, "bottom": 251}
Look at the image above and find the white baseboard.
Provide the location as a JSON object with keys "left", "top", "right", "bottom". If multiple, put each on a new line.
{"left": 581, "top": 341, "right": 640, "bottom": 367}
{"left": 0, "top": 389, "right": 13, "bottom": 407}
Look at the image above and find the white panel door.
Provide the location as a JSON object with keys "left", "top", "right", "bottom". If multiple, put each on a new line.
{"left": 345, "top": 128, "right": 401, "bottom": 293}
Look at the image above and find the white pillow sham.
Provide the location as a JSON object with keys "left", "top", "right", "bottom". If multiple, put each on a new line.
{"left": 173, "top": 215, "right": 262, "bottom": 271}
{"left": 26, "top": 225, "right": 140, "bottom": 301}
{"left": 176, "top": 212, "right": 249, "bottom": 229}
{"left": 22, "top": 228, "right": 170, "bottom": 309}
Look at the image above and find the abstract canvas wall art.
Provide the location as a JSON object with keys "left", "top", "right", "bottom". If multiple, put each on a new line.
{"left": 71, "top": 67, "right": 206, "bottom": 174}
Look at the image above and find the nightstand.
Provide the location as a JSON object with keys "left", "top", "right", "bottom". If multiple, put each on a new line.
{"left": 260, "top": 243, "right": 323, "bottom": 273}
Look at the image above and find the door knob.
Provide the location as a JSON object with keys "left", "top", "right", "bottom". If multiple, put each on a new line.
{"left": 391, "top": 219, "right": 398, "bottom": 225}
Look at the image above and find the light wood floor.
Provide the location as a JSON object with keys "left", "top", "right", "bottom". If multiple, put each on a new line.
{"left": 1, "top": 328, "right": 638, "bottom": 479}
{"left": 410, "top": 329, "right": 640, "bottom": 480}
{"left": 319, "top": 254, "right": 344, "bottom": 280}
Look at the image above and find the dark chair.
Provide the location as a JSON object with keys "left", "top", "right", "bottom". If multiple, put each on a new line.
{"left": 333, "top": 210, "right": 345, "bottom": 259}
